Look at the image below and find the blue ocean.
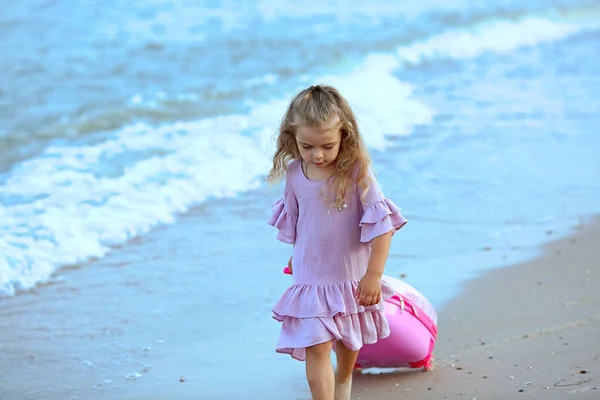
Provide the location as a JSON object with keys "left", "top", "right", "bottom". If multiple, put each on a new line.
{"left": 1, "top": 0, "right": 599, "bottom": 398}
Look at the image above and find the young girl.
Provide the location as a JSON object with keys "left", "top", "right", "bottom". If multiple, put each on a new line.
{"left": 267, "top": 85, "right": 407, "bottom": 400}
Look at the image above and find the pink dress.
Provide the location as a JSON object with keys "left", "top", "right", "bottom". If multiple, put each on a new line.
{"left": 268, "top": 159, "right": 407, "bottom": 361}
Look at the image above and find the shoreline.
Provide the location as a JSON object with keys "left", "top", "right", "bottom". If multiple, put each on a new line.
{"left": 1, "top": 215, "right": 598, "bottom": 399}
{"left": 352, "top": 216, "right": 600, "bottom": 399}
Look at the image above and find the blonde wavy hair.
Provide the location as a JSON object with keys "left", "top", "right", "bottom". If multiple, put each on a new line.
{"left": 267, "top": 85, "right": 372, "bottom": 209}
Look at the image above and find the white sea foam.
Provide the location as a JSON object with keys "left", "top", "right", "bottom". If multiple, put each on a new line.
{"left": 256, "top": 0, "right": 481, "bottom": 20}
{"left": 0, "top": 56, "right": 433, "bottom": 295}
{"left": 4, "top": 11, "right": 596, "bottom": 295}
{"left": 396, "top": 17, "right": 593, "bottom": 65}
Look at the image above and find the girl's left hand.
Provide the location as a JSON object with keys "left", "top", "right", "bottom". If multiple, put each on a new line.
{"left": 356, "top": 272, "right": 382, "bottom": 307}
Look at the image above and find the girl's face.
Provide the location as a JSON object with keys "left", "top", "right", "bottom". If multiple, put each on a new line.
{"left": 295, "top": 115, "right": 342, "bottom": 171}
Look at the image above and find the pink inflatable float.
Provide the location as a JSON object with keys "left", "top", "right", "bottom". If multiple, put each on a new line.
{"left": 355, "top": 275, "right": 437, "bottom": 370}
{"left": 282, "top": 268, "right": 437, "bottom": 370}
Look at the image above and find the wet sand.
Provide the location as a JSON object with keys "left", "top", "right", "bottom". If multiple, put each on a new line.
{"left": 353, "top": 216, "right": 600, "bottom": 400}
{"left": 1, "top": 216, "right": 599, "bottom": 400}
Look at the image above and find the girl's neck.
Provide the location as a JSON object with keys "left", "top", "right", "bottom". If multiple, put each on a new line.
{"left": 302, "top": 160, "right": 336, "bottom": 181}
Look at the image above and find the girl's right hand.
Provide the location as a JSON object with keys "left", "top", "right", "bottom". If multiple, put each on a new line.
{"left": 287, "top": 256, "right": 293, "bottom": 274}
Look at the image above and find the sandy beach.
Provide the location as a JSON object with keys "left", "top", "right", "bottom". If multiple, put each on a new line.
{"left": 2, "top": 1, "right": 600, "bottom": 399}
{"left": 1, "top": 216, "right": 598, "bottom": 400}
{"left": 352, "top": 217, "right": 600, "bottom": 400}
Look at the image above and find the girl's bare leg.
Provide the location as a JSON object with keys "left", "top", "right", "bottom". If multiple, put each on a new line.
{"left": 334, "top": 341, "right": 360, "bottom": 400}
{"left": 305, "top": 341, "right": 335, "bottom": 400}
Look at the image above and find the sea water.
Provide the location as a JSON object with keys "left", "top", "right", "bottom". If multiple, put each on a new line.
{"left": 1, "top": 0, "right": 599, "bottom": 398}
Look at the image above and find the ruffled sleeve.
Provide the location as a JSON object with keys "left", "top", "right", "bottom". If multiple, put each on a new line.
{"left": 268, "top": 170, "right": 298, "bottom": 245}
{"left": 358, "top": 168, "right": 407, "bottom": 243}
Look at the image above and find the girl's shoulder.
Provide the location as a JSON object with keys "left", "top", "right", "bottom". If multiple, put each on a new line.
{"left": 284, "top": 158, "right": 302, "bottom": 183}
{"left": 285, "top": 158, "right": 300, "bottom": 174}
{"left": 350, "top": 162, "right": 377, "bottom": 185}
{"left": 354, "top": 163, "right": 385, "bottom": 204}
{"left": 287, "top": 158, "right": 301, "bottom": 170}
